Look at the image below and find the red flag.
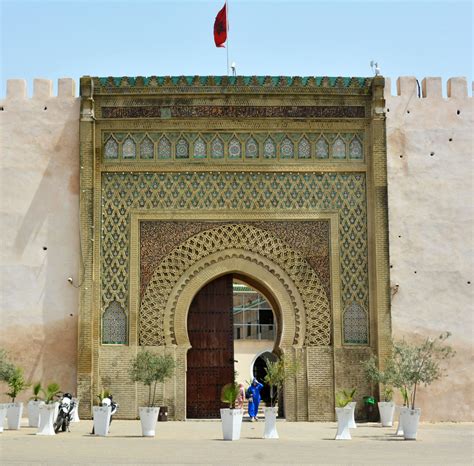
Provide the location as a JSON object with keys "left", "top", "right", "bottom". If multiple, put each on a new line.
{"left": 214, "top": 3, "right": 227, "bottom": 47}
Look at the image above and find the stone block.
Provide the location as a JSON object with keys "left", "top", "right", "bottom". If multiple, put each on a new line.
{"left": 396, "top": 76, "right": 417, "bottom": 97}
{"left": 447, "top": 77, "right": 468, "bottom": 98}
{"left": 422, "top": 77, "right": 442, "bottom": 98}
{"left": 6, "top": 79, "right": 27, "bottom": 99}
{"left": 58, "top": 78, "right": 76, "bottom": 98}
{"left": 33, "top": 79, "right": 53, "bottom": 99}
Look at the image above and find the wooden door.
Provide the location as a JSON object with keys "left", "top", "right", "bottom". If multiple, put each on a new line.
{"left": 186, "top": 275, "right": 234, "bottom": 419}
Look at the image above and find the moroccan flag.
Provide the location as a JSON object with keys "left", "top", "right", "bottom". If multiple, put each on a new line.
{"left": 214, "top": 3, "right": 227, "bottom": 47}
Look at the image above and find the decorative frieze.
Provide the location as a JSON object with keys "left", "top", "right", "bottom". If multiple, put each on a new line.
{"left": 101, "top": 105, "right": 365, "bottom": 119}
{"left": 102, "top": 132, "right": 365, "bottom": 162}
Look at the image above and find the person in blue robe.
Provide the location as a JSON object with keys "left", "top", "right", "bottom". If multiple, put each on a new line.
{"left": 246, "top": 378, "right": 263, "bottom": 421}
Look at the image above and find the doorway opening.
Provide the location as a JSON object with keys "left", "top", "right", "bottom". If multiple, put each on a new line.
{"left": 186, "top": 274, "right": 279, "bottom": 419}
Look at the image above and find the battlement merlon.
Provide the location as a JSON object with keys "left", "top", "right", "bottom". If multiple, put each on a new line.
{"left": 384, "top": 76, "right": 471, "bottom": 98}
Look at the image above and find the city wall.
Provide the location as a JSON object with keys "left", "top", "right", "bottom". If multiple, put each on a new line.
{"left": 385, "top": 77, "right": 473, "bottom": 421}
{"left": 0, "top": 77, "right": 472, "bottom": 421}
{"left": 0, "top": 79, "right": 80, "bottom": 397}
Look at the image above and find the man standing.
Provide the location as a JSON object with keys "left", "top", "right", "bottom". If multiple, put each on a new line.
{"left": 246, "top": 378, "right": 263, "bottom": 421}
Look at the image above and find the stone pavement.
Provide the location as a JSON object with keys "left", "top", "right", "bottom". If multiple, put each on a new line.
{"left": 0, "top": 419, "right": 472, "bottom": 465}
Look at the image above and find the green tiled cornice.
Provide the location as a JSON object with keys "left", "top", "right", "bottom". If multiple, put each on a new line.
{"left": 95, "top": 75, "right": 372, "bottom": 90}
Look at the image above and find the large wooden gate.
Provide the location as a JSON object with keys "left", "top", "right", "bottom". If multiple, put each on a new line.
{"left": 186, "top": 274, "right": 234, "bottom": 418}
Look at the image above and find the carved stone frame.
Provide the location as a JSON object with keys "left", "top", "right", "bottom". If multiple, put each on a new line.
{"left": 129, "top": 211, "right": 341, "bottom": 420}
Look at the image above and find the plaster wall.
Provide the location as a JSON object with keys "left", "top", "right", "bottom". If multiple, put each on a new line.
{"left": 0, "top": 79, "right": 80, "bottom": 405}
{"left": 385, "top": 77, "right": 473, "bottom": 421}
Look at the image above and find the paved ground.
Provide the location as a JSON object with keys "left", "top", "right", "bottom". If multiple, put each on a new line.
{"left": 1, "top": 419, "right": 473, "bottom": 465}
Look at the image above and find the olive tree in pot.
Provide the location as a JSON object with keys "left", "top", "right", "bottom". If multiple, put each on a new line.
{"left": 0, "top": 349, "right": 15, "bottom": 432}
{"left": 263, "top": 355, "right": 298, "bottom": 439}
{"left": 220, "top": 382, "right": 243, "bottom": 441}
{"left": 334, "top": 391, "right": 354, "bottom": 440}
{"left": 394, "top": 332, "right": 454, "bottom": 440}
{"left": 37, "top": 383, "right": 61, "bottom": 436}
{"left": 129, "top": 350, "right": 175, "bottom": 437}
{"left": 5, "top": 367, "right": 30, "bottom": 430}
{"left": 363, "top": 355, "right": 396, "bottom": 427}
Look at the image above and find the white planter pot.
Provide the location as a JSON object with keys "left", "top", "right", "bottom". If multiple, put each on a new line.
{"left": 139, "top": 407, "right": 159, "bottom": 437}
{"left": 400, "top": 407, "right": 421, "bottom": 440}
{"left": 348, "top": 401, "right": 357, "bottom": 428}
{"left": 335, "top": 407, "right": 352, "bottom": 440}
{"left": 37, "top": 402, "right": 58, "bottom": 435}
{"left": 7, "top": 402, "right": 23, "bottom": 430}
{"left": 378, "top": 401, "right": 395, "bottom": 427}
{"left": 28, "top": 400, "right": 44, "bottom": 427}
{"left": 71, "top": 398, "right": 80, "bottom": 422}
{"left": 263, "top": 406, "right": 279, "bottom": 439}
{"left": 93, "top": 406, "right": 111, "bottom": 436}
{"left": 395, "top": 406, "right": 404, "bottom": 436}
{"left": 220, "top": 408, "right": 243, "bottom": 441}
{"left": 0, "top": 403, "right": 8, "bottom": 433}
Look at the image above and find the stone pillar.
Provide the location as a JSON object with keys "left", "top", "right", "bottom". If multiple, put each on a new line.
{"left": 77, "top": 76, "right": 96, "bottom": 418}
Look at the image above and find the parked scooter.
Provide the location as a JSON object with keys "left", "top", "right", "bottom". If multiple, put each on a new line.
{"left": 91, "top": 394, "right": 118, "bottom": 434}
{"left": 54, "top": 393, "right": 77, "bottom": 433}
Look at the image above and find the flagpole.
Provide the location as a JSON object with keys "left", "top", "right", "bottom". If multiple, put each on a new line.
{"left": 226, "top": 0, "right": 229, "bottom": 76}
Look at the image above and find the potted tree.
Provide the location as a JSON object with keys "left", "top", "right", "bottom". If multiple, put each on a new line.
{"left": 337, "top": 389, "right": 357, "bottom": 428}
{"left": 93, "top": 389, "right": 114, "bottom": 436}
{"left": 334, "top": 390, "right": 354, "bottom": 440}
{"left": 37, "top": 383, "right": 61, "bottom": 435}
{"left": 394, "top": 332, "right": 454, "bottom": 440}
{"left": 220, "top": 381, "right": 243, "bottom": 441}
{"left": 5, "top": 367, "right": 29, "bottom": 430}
{"left": 28, "top": 382, "right": 43, "bottom": 427}
{"left": 0, "top": 348, "right": 15, "bottom": 433}
{"left": 129, "top": 350, "right": 175, "bottom": 437}
{"left": 363, "top": 355, "right": 396, "bottom": 427}
{"left": 394, "top": 387, "right": 410, "bottom": 436}
{"left": 263, "top": 355, "right": 298, "bottom": 439}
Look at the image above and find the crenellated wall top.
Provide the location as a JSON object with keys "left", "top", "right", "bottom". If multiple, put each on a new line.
{"left": 384, "top": 76, "right": 472, "bottom": 99}
{"left": 2, "top": 78, "right": 76, "bottom": 100}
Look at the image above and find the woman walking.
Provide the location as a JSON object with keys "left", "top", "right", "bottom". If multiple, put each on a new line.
{"left": 246, "top": 378, "right": 263, "bottom": 421}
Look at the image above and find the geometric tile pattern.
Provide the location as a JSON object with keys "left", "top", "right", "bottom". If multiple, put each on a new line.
{"left": 140, "top": 224, "right": 332, "bottom": 346}
{"left": 100, "top": 172, "right": 368, "bottom": 345}
{"left": 342, "top": 302, "right": 368, "bottom": 344}
{"left": 102, "top": 301, "right": 127, "bottom": 344}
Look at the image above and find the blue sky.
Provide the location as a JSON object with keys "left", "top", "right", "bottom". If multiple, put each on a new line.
{"left": 0, "top": 0, "right": 472, "bottom": 97}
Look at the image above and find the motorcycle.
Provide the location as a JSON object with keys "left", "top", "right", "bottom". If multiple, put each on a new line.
{"left": 91, "top": 395, "right": 118, "bottom": 434}
{"left": 54, "top": 393, "right": 77, "bottom": 433}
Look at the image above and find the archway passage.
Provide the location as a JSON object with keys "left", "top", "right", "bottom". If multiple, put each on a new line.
{"left": 186, "top": 274, "right": 234, "bottom": 419}
{"left": 252, "top": 352, "right": 278, "bottom": 405}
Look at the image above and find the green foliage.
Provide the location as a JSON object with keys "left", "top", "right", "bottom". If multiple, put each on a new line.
{"left": 0, "top": 348, "right": 15, "bottom": 382}
{"left": 362, "top": 355, "right": 394, "bottom": 402}
{"left": 383, "top": 386, "right": 394, "bottom": 402}
{"left": 263, "top": 355, "right": 299, "bottom": 407}
{"left": 335, "top": 389, "right": 356, "bottom": 408}
{"left": 392, "top": 332, "right": 455, "bottom": 409}
{"left": 5, "top": 367, "right": 30, "bottom": 402}
{"left": 129, "top": 350, "right": 175, "bottom": 407}
{"left": 220, "top": 382, "right": 240, "bottom": 409}
{"left": 95, "top": 389, "right": 112, "bottom": 406}
{"left": 40, "top": 383, "right": 61, "bottom": 404}
{"left": 30, "top": 382, "right": 42, "bottom": 401}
